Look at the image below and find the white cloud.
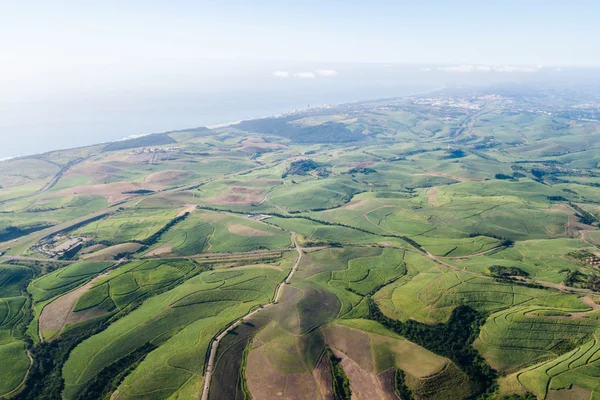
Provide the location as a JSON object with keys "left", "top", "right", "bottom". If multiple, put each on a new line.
{"left": 293, "top": 72, "right": 315, "bottom": 78}
{"left": 316, "top": 69, "right": 338, "bottom": 77}
{"left": 420, "top": 67, "right": 432, "bottom": 72}
{"left": 437, "top": 64, "right": 544, "bottom": 73}
{"left": 272, "top": 71, "right": 290, "bottom": 78}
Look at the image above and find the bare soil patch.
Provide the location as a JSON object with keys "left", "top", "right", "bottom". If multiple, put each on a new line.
{"left": 252, "top": 179, "right": 283, "bottom": 185}
{"left": 377, "top": 368, "right": 398, "bottom": 399}
{"left": 144, "top": 243, "right": 173, "bottom": 257}
{"left": 230, "top": 186, "right": 264, "bottom": 195}
{"left": 227, "top": 224, "right": 274, "bottom": 237}
{"left": 547, "top": 386, "right": 591, "bottom": 400}
{"left": 177, "top": 203, "right": 197, "bottom": 217}
{"left": 240, "top": 138, "right": 287, "bottom": 151}
{"left": 549, "top": 203, "right": 571, "bottom": 213}
{"left": 331, "top": 349, "right": 397, "bottom": 400}
{"left": 49, "top": 182, "right": 141, "bottom": 203}
{"left": 144, "top": 169, "right": 190, "bottom": 186}
{"left": 344, "top": 199, "right": 365, "bottom": 210}
{"left": 417, "top": 171, "right": 474, "bottom": 182}
{"left": 38, "top": 273, "right": 109, "bottom": 340}
{"left": 66, "top": 163, "right": 119, "bottom": 182}
{"left": 81, "top": 242, "right": 143, "bottom": 260}
{"left": 208, "top": 193, "right": 264, "bottom": 206}
{"left": 336, "top": 161, "right": 375, "bottom": 168}
{"left": 323, "top": 324, "right": 374, "bottom": 371}
{"left": 312, "top": 354, "right": 334, "bottom": 400}
{"left": 79, "top": 244, "right": 107, "bottom": 254}
{"left": 226, "top": 263, "right": 283, "bottom": 272}
{"left": 246, "top": 346, "right": 316, "bottom": 400}
{"left": 427, "top": 187, "right": 438, "bottom": 206}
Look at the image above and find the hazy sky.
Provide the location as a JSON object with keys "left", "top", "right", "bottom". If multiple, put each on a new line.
{"left": 1, "top": 1, "right": 599, "bottom": 158}
{"left": 2, "top": 0, "right": 599, "bottom": 98}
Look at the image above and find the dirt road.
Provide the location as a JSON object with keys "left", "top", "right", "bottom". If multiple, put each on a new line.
{"left": 200, "top": 232, "right": 302, "bottom": 400}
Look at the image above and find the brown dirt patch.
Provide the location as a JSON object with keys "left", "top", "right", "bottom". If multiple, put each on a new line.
{"left": 144, "top": 244, "right": 173, "bottom": 257}
{"left": 81, "top": 242, "right": 143, "bottom": 260}
{"left": 79, "top": 244, "right": 107, "bottom": 254}
{"left": 377, "top": 368, "right": 398, "bottom": 399}
{"left": 331, "top": 349, "right": 397, "bottom": 400}
{"left": 336, "top": 161, "right": 375, "bottom": 168}
{"left": 225, "top": 264, "right": 283, "bottom": 271}
{"left": 312, "top": 354, "right": 334, "bottom": 400}
{"left": 38, "top": 273, "right": 109, "bottom": 340}
{"left": 144, "top": 169, "right": 190, "bottom": 186}
{"left": 177, "top": 204, "right": 197, "bottom": 217}
{"left": 323, "top": 325, "right": 373, "bottom": 371}
{"left": 230, "top": 186, "right": 264, "bottom": 195}
{"left": 344, "top": 199, "right": 365, "bottom": 210}
{"left": 240, "top": 138, "right": 287, "bottom": 150}
{"left": 246, "top": 346, "right": 316, "bottom": 400}
{"left": 547, "top": 386, "right": 591, "bottom": 400}
{"left": 252, "top": 179, "right": 283, "bottom": 185}
{"left": 208, "top": 193, "right": 264, "bottom": 206}
{"left": 417, "top": 171, "right": 473, "bottom": 182}
{"left": 549, "top": 203, "right": 571, "bottom": 213}
{"left": 49, "top": 182, "right": 141, "bottom": 203}
{"left": 427, "top": 187, "right": 438, "bottom": 206}
{"left": 227, "top": 224, "right": 274, "bottom": 237}
{"left": 65, "top": 163, "right": 119, "bottom": 182}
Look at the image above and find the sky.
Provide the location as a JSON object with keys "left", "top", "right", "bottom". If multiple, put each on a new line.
{"left": 2, "top": 0, "right": 599, "bottom": 97}
{"left": 1, "top": 1, "right": 599, "bottom": 157}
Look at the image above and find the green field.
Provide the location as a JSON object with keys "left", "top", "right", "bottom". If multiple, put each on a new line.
{"left": 2, "top": 88, "right": 600, "bottom": 399}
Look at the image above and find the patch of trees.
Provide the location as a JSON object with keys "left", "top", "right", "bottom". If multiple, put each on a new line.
{"left": 325, "top": 347, "right": 351, "bottom": 400}
{"left": 15, "top": 320, "right": 110, "bottom": 400}
{"left": 561, "top": 269, "right": 588, "bottom": 288}
{"left": 132, "top": 212, "right": 191, "bottom": 249}
{"left": 468, "top": 233, "right": 514, "bottom": 247}
{"left": 58, "top": 243, "right": 83, "bottom": 260}
{"left": 282, "top": 159, "right": 321, "bottom": 177}
{"left": 531, "top": 169, "right": 546, "bottom": 180}
{"left": 394, "top": 369, "right": 415, "bottom": 400}
{"left": 75, "top": 342, "right": 157, "bottom": 399}
{"left": 347, "top": 167, "right": 377, "bottom": 175}
{"left": 488, "top": 265, "right": 529, "bottom": 278}
{"left": 547, "top": 195, "right": 567, "bottom": 202}
{"left": 499, "top": 393, "right": 537, "bottom": 400}
{"left": 51, "top": 213, "right": 109, "bottom": 238}
{"left": 445, "top": 148, "right": 466, "bottom": 159}
{"left": 345, "top": 275, "right": 403, "bottom": 297}
{"left": 103, "top": 133, "right": 176, "bottom": 152}
{"left": 367, "top": 300, "right": 496, "bottom": 397}
{"left": 587, "top": 274, "right": 600, "bottom": 292}
{"left": 235, "top": 117, "right": 364, "bottom": 144}
{"left": 0, "top": 224, "right": 52, "bottom": 243}
{"left": 563, "top": 270, "right": 600, "bottom": 292}
{"left": 122, "top": 189, "right": 155, "bottom": 195}
{"left": 569, "top": 203, "right": 598, "bottom": 225}
{"left": 495, "top": 172, "right": 526, "bottom": 180}
{"left": 567, "top": 249, "right": 596, "bottom": 262}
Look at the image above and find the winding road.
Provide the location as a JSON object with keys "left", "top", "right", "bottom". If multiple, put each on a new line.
{"left": 0, "top": 157, "right": 87, "bottom": 205}
{"left": 200, "top": 232, "right": 302, "bottom": 400}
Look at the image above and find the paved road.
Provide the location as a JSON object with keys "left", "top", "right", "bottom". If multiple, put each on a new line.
{"left": 0, "top": 157, "right": 87, "bottom": 205}
{"left": 200, "top": 232, "right": 302, "bottom": 400}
